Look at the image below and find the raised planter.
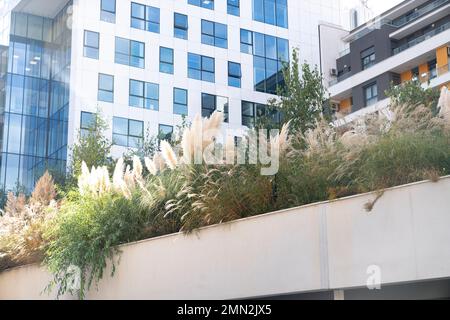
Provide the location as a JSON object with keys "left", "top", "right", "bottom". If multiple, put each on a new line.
{"left": 1, "top": 177, "right": 449, "bottom": 300}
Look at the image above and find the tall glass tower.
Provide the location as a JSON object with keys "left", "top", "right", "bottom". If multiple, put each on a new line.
{"left": 0, "top": 2, "right": 72, "bottom": 193}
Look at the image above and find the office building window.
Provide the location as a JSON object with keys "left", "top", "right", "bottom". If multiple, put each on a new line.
{"left": 188, "top": 0, "right": 214, "bottom": 10}
{"left": 80, "top": 111, "right": 96, "bottom": 137}
{"left": 188, "top": 53, "right": 215, "bottom": 83}
{"left": 174, "top": 88, "right": 188, "bottom": 115}
{"left": 129, "top": 79, "right": 159, "bottom": 110}
{"left": 160, "top": 47, "right": 174, "bottom": 74}
{"left": 159, "top": 124, "right": 174, "bottom": 141}
{"left": 228, "top": 62, "right": 241, "bottom": 88}
{"left": 241, "top": 101, "right": 282, "bottom": 127}
{"left": 131, "top": 2, "right": 160, "bottom": 33}
{"left": 113, "top": 117, "right": 144, "bottom": 148}
{"left": 228, "top": 0, "right": 240, "bottom": 16}
{"left": 115, "top": 37, "right": 145, "bottom": 68}
{"left": 253, "top": 0, "right": 288, "bottom": 28}
{"left": 364, "top": 83, "right": 378, "bottom": 106}
{"left": 101, "top": 0, "right": 116, "bottom": 23}
{"left": 361, "top": 46, "right": 375, "bottom": 70}
{"left": 201, "top": 20, "right": 227, "bottom": 49}
{"left": 174, "top": 13, "right": 188, "bottom": 39}
{"left": 83, "top": 30, "right": 99, "bottom": 59}
{"left": 242, "top": 30, "right": 289, "bottom": 94}
{"left": 98, "top": 73, "right": 114, "bottom": 103}
{"left": 202, "top": 93, "right": 228, "bottom": 122}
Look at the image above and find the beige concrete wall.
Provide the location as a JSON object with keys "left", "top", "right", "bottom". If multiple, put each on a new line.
{"left": 1, "top": 177, "right": 449, "bottom": 300}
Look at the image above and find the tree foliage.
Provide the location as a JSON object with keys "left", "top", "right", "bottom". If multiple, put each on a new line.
{"left": 267, "top": 49, "right": 329, "bottom": 135}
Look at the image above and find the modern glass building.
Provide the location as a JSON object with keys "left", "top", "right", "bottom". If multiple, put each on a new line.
{"left": 0, "top": 0, "right": 343, "bottom": 193}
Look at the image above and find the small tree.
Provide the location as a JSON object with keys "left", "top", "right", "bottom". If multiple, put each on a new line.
{"left": 386, "top": 80, "right": 440, "bottom": 112}
{"left": 69, "top": 110, "right": 112, "bottom": 182}
{"left": 266, "top": 49, "right": 329, "bottom": 135}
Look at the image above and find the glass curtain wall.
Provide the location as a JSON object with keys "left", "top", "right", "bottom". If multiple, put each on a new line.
{"left": 0, "top": 3, "right": 72, "bottom": 194}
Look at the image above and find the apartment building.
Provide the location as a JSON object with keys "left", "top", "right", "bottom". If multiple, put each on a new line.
{"left": 0, "top": 0, "right": 343, "bottom": 193}
{"left": 322, "top": 0, "right": 450, "bottom": 121}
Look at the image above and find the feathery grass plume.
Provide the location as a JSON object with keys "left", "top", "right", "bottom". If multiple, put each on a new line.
{"left": 225, "top": 135, "right": 235, "bottom": 165}
{"left": 144, "top": 157, "right": 157, "bottom": 175}
{"left": 438, "top": 86, "right": 450, "bottom": 125}
{"left": 202, "top": 112, "right": 224, "bottom": 150}
{"left": 124, "top": 165, "right": 136, "bottom": 190}
{"left": 132, "top": 156, "right": 143, "bottom": 180}
{"left": 160, "top": 140, "right": 178, "bottom": 170}
{"left": 153, "top": 153, "right": 166, "bottom": 172}
{"left": 181, "top": 114, "right": 201, "bottom": 165}
{"left": 77, "top": 161, "right": 90, "bottom": 196}
{"left": 30, "top": 171, "right": 56, "bottom": 207}
{"left": 113, "top": 158, "right": 125, "bottom": 190}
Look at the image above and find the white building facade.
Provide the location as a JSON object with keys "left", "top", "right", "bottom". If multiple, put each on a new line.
{"left": 0, "top": 0, "right": 343, "bottom": 192}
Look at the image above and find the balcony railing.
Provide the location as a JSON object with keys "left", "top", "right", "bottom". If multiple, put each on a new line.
{"left": 393, "top": 21, "right": 450, "bottom": 55}
{"left": 391, "top": 0, "right": 449, "bottom": 27}
{"left": 413, "top": 64, "right": 450, "bottom": 83}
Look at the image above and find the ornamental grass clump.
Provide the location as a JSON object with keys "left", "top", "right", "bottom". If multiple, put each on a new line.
{"left": 0, "top": 172, "right": 58, "bottom": 271}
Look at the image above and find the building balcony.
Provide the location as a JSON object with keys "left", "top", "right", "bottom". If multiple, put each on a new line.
{"left": 328, "top": 28, "right": 450, "bottom": 100}
{"left": 393, "top": 21, "right": 450, "bottom": 55}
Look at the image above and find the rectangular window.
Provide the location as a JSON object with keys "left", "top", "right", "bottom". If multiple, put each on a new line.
{"left": 202, "top": 93, "right": 228, "bottom": 122}
{"left": 98, "top": 73, "right": 114, "bottom": 103}
{"left": 364, "top": 82, "right": 378, "bottom": 107}
{"left": 80, "top": 111, "right": 96, "bottom": 137}
{"left": 243, "top": 31, "right": 289, "bottom": 94}
{"left": 174, "top": 13, "right": 188, "bottom": 39}
{"left": 253, "top": 0, "right": 288, "bottom": 28}
{"left": 131, "top": 2, "right": 160, "bottom": 33}
{"left": 115, "top": 37, "right": 145, "bottom": 68}
{"left": 188, "top": 0, "right": 214, "bottom": 10}
{"left": 361, "top": 46, "right": 376, "bottom": 70}
{"left": 201, "top": 20, "right": 227, "bottom": 49}
{"left": 159, "top": 124, "right": 173, "bottom": 142}
{"left": 129, "top": 79, "right": 159, "bottom": 110}
{"left": 101, "top": 0, "right": 116, "bottom": 23}
{"left": 228, "top": 0, "right": 240, "bottom": 16}
{"left": 240, "top": 29, "right": 253, "bottom": 54}
{"left": 113, "top": 117, "right": 144, "bottom": 148}
{"left": 83, "top": 30, "right": 99, "bottom": 59}
{"left": 174, "top": 88, "right": 188, "bottom": 115}
{"left": 228, "top": 61, "right": 241, "bottom": 88}
{"left": 241, "top": 101, "right": 282, "bottom": 127}
{"left": 160, "top": 47, "right": 174, "bottom": 74}
{"left": 188, "top": 53, "right": 215, "bottom": 83}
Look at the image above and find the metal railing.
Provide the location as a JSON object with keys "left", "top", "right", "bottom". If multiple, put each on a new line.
{"left": 391, "top": 0, "right": 449, "bottom": 27}
{"left": 393, "top": 22, "right": 450, "bottom": 55}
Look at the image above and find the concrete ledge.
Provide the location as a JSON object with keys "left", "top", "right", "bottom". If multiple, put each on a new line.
{"left": 1, "top": 177, "right": 449, "bottom": 300}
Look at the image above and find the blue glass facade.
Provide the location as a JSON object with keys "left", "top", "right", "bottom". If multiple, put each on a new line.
{"left": 0, "top": 4, "right": 72, "bottom": 193}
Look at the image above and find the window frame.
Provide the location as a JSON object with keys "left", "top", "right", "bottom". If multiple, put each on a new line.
{"left": 98, "top": 73, "right": 114, "bottom": 103}
{"left": 364, "top": 82, "right": 378, "bottom": 107}
{"left": 131, "top": 2, "right": 160, "bottom": 33}
{"left": 361, "top": 46, "right": 376, "bottom": 70}
{"left": 173, "top": 87, "right": 188, "bottom": 115}
{"left": 228, "top": 61, "right": 242, "bottom": 88}
{"left": 83, "top": 30, "right": 99, "bottom": 59}
{"left": 101, "top": 0, "right": 116, "bottom": 23}
{"left": 129, "top": 79, "right": 159, "bottom": 110}
{"left": 188, "top": 0, "right": 214, "bottom": 10}
{"left": 115, "top": 37, "right": 145, "bottom": 68}
{"left": 113, "top": 117, "right": 144, "bottom": 148}
{"left": 201, "top": 93, "right": 229, "bottom": 122}
{"left": 201, "top": 19, "right": 228, "bottom": 49}
{"left": 227, "top": 0, "right": 240, "bottom": 16}
{"left": 159, "top": 47, "right": 174, "bottom": 74}
{"left": 188, "top": 53, "right": 215, "bottom": 83}
{"left": 174, "top": 13, "right": 188, "bottom": 39}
